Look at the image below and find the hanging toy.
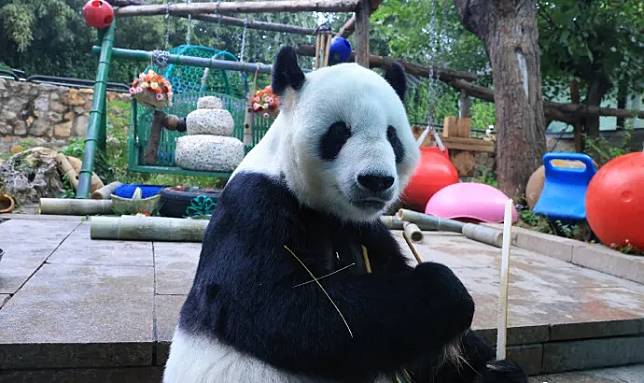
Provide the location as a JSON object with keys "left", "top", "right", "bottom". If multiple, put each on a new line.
{"left": 82, "top": 0, "right": 114, "bottom": 29}
{"left": 329, "top": 36, "right": 352, "bottom": 65}
{"left": 249, "top": 86, "right": 279, "bottom": 118}
{"left": 130, "top": 70, "right": 173, "bottom": 109}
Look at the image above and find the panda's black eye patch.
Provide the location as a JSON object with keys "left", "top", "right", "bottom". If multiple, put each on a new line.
{"left": 387, "top": 126, "right": 404, "bottom": 163}
{"left": 320, "top": 121, "right": 351, "bottom": 160}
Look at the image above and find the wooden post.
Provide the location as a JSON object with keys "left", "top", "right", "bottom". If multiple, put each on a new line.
{"left": 354, "top": 0, "right": 370, "bottom": 67}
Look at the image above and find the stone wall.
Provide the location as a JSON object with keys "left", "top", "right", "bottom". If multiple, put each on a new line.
{"left": 0, "top": 78, "right": 128, "bottom": 150}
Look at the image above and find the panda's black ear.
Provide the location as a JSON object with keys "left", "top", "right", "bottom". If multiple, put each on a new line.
{"left": 384, "top": 62, "right": 407, "bottom": 102}
{"left": 272, "top": 46, "right": 305, "bottom": 95}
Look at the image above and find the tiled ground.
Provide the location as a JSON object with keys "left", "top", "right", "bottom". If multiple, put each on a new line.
{"left": 0, "top": 215, "right": 643, "bottom": 382}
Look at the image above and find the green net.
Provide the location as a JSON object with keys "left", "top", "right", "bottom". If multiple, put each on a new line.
{"left": 132, "top": 91, "right": 272, "bottom": 168}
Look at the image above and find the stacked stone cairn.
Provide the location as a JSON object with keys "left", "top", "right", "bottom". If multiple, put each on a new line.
{"left": 174, "top": 96, "right": 245, "bottom": 172}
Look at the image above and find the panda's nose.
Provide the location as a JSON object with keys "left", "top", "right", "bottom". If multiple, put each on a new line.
{"left": 357, "top": 173, "right": 395, "bottom": 193}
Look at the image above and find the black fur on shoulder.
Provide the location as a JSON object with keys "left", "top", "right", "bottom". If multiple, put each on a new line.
{"left": 271, "top": 46, "right": 305, "bottom": 95}
{"left": 384, "top": 62, "right": 407, "bottom": 102}
{"left": 179, "top": 172, "right": 476, "bottom": 381}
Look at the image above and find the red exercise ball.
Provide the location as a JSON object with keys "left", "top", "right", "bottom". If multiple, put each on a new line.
{"left": 403, "top": 146, "right": 459, "bottom": 211}
{"left": 83, "top": 0, "right": 114, "bottom": 29}
{"left": 586, "top": 152, "right": 644, "bottom": 250}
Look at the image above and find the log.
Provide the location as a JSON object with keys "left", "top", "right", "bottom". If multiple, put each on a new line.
{"left": 115, "top": 0, "right": 361, "bottom": 17}
{"left": 55, "top": 153, "right": 79, "bottom": 189}
{"left": 90, "top": 216, "right": 208, "bottom": 242}
{"left": 144, "top": 110, "right": 165, "bottom": 165}
{"left": 296, "top": 45, "right": 478, "bottom": 82}
{"left": 91, "top": 181, "right": 123, "bottom": 200}
{"left": 40, "top": 198, "right": 113, "bottom": 215}
{"left": 180, "top": 13, "right": 317, "bottom": 35}
{"left": 354, "top": 0, "right": 370, "bottom": 67}
{"left": 337, "top": 0, "right": 380, "bottom": 37}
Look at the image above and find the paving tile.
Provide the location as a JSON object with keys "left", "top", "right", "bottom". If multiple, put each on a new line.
{"left": 153, "top": 242, "right": 200, "bottom": 295}
{"left": 0, "top": 366, "right": 163, "bottom": 383}
{"left": 47, "top": 223, "right": 153, "bottom": 267}
{"left": 0, "top": 263, "right": 154, "bottom": 369}
{"left": 0, "top": 294, "right": 9, "bottom": 309}
{"left": 0, "top": 214, "right": 85, "bottom": 222}
{"left": 154, "top": 294, "right": 185, "bottom": 365}
{"left": 542, "top": 336, "right": 644, "bottom": 373}
{"left": 572, "top": 244, "right": 644, "bottom": 285}
{"left": 0, "top": 219, "right": 79, "bottom": 294}
{"left": 529, "top": 364, "right": 644, "bottom": 383}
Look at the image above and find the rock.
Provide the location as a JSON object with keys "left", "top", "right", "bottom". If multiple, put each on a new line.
{"left": 13, "top": 120, "right": 27, "bottom": 136}
{"left": 73, "top": 114, "right": 89, "bottom": 137}
{"left": 175, "top": 135, "right": 244, "bottom": 172}
{"left": 0, "top": 78, "right": 6, "bottom": 91}
{"left": 66, "top": 89, "right": 86, "bottom": 106}
{"left": 50, "top": 99, "right": 66, "bottom": 113}
{"left": 0, "top": 121, "right": 11, "bottom": 135}
{"left": 54, "top": 120, "right": 73, "bottom": 138}
{"left": 3, "top": 111, "right": 17, "bottom": 121}
{"left": 186, "top": 109, "right": 234, "bottom": 136}
{"left": 28, "top": 119, "right": 52, "bottom": 137}
{"left": 47, "top": 111, "right": 63, "bottom": 122}
{"left": 0, "top": 148, "right": 64, "bottom": 205}
{"left": 197, "top": 96, "right": 224, "bottom": 110}
{"left": 10, "top": 145, "right": 24, "bottom": 154}
{"left": 34, "top": 94, "right": 50, "bottom": 114}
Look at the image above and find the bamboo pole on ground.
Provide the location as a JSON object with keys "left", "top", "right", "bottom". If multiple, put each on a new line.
{"left": 90, "top": 216, "right": 208, "bottom": 242}
{"left": 91, "top": 182, "right": 123, "bottom": 200}
{"left": 40, "top": 198, "right": 113, "bottom": 215}
{"left": 115, "top": 0, "right": 361, "bottom": 17}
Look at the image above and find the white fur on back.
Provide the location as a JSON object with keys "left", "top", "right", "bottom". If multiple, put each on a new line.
{"left": 163, "top": 328, "right": 390, "bottom": 383}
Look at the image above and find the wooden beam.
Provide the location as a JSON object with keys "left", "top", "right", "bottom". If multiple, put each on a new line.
{"left": 178, "top": 14, "right": 317, "bottom": 35}
{"left": 446, "top": 79, "right": 644, "bottom": 120}
{"left": 338, "top": 0, "right": 380, "bottom": 37}
{"left": 296, "top": 45, "right": 478, "bottom": 82}
{"left": 115, "top": 1, "right": 361, "bottom": 17}
{"left": 354, "top": 0, "right": 370, "bottom": 67}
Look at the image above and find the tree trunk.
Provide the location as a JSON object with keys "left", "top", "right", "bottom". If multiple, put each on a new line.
{"left": 616, "top": 80, "right": 628, "bottom": 129}
{"left": 454, "top": 0, "right": 546, "bottom": 200}
{"left": 570, "top": 79, "right": 584, "bottom": 152}
{"left": 582, "top": 76, "right": 611, "bottom": 138}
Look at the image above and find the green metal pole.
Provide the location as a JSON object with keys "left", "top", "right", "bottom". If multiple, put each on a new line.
{"left": 77, "top": 22, "right": 116, "bottom": 198}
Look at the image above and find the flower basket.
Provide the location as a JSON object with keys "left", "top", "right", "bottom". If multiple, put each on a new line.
{"left": 130, "top": 70, "right": 173, "bottom": 109}
{"left": 249, "top": 86, "right": 279, "bottom": 118}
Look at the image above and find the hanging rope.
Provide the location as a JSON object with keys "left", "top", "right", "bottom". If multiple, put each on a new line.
{"left": 240, "top": 18, "right": 248, "bottom": 63}
{"left": 314, "top": 23, "right": 332, "bottom": 69}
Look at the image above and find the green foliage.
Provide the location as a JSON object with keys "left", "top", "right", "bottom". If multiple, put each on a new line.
{"left": 471, "top": 165, "right": 498, "bottom": 188}
{"left": 539, "top": 0, "right": 644, "bottom": 99}
{"left": 470, "top": 101, "right": 495, "bottom": 129}
{"left": 584, "top": 124, "right": 634, "bottom": 166}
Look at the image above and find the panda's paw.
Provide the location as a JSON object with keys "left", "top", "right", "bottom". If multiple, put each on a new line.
{"left": 475, "top": 360, "right": 527, "bottom": 383}
{"left": 414, "top": 262, "right": 475, "bottom": 331}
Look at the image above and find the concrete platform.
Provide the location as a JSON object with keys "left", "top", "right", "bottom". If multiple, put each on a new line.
{"left": 0, "top": 216, "right": 643, "bottom": 382}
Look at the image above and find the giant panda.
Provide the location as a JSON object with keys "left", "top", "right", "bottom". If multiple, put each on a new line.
{"left": 164, "top": 46, "right": 527, "bottom": 383}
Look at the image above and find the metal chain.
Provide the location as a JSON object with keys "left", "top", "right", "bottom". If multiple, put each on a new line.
{"left": 239, "top": 18, "right": 248, "bottom": 63}
{"left": 164, "top": 0, "right": 171, "bottom": 49}
{"left": 186, "top": 0, "right": 192, "bottom": 45}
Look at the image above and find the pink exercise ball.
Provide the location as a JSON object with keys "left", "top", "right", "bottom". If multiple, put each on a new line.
{"left": 425, "top": 182, "right": 518, "bottom": 223}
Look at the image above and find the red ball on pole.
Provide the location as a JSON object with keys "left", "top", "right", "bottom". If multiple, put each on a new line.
{"left": 83, "top": 0, "right": 114, "bottom": 29}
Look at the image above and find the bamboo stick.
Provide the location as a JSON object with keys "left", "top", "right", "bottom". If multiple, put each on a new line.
{"left": 379, "top": 215, "right": 435, "bottom": 231}
{"left": 115, "top": 1, "right": 361, "bottom": 17}
{"left": 496, "top": 199, "right": 514, "bottom": 360}
{"left": 402, "top": 230, "right": 423, "bottom": 265}
{"left": 91, "top": 182, "right": 123, "bottom": 200}
{"left": 90, "top": 216, "right": 208, "bottom": 242}
{"left": 397, "top": 209, "right": 504, "bottom": 248}
{"left": 40, "top": 198, "right": 113, "bottom": 215}
{"left": 403, "top": 222, "right": 423, "bottom": 242}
